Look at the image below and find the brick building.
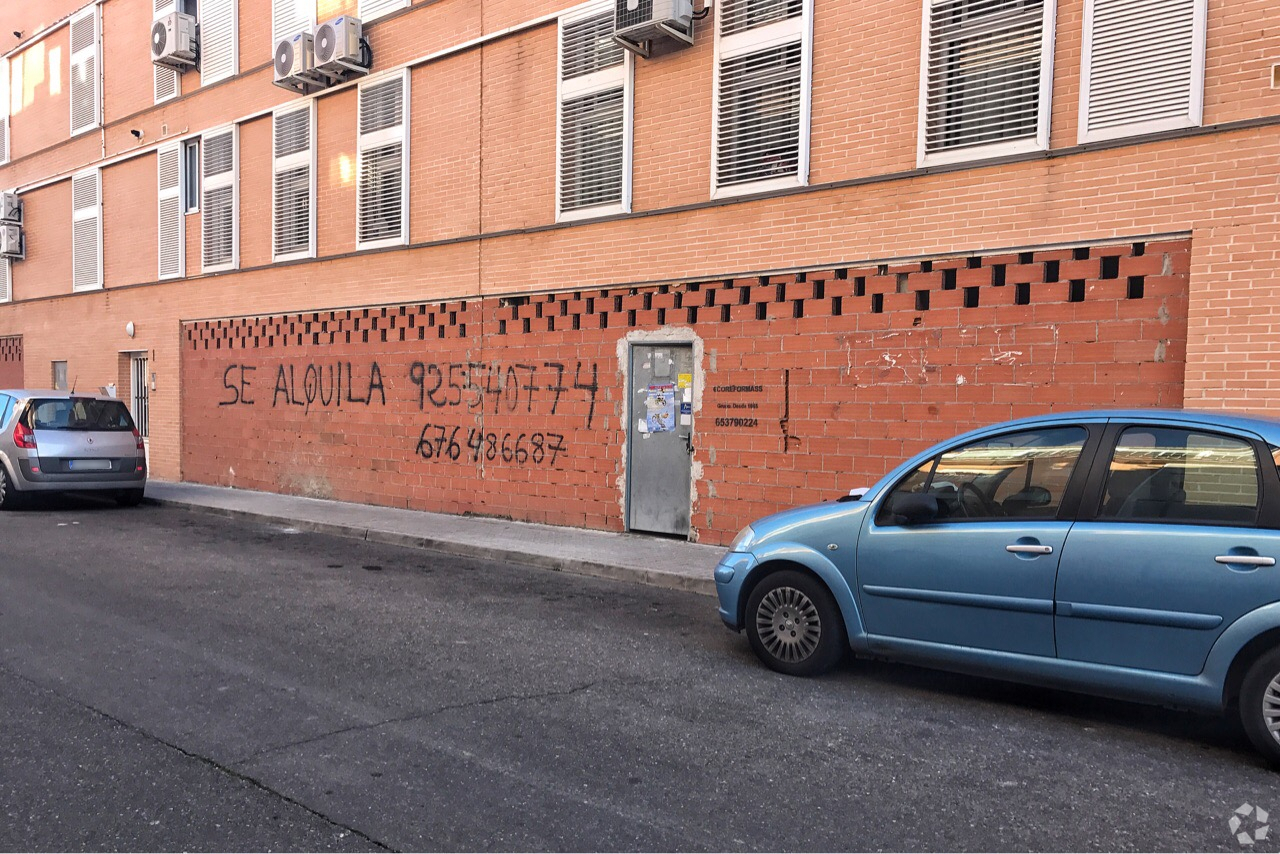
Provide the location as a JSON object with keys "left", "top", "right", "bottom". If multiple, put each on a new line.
{"left": 0, "top": 0, "right": 1271, "bottom": 543}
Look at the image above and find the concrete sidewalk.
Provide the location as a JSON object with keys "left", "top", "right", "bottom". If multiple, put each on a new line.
{"left": 145, "top": 481, "right": 725, "bottom": 595}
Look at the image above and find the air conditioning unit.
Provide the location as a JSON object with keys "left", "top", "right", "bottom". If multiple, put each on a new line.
{"left": 273, "top": 31, "right": 323, "bottom": 92}
{"left": 314, "top": 16, "right": 369, "bottom": 78}
{"left": 151, "top": 11, "right": 197, "bottom": 70}
{"left": 0, "top": 192, "right": 20, "bottom": 224}
{"left": 0, "top": 223, "right": 24, "bottom": 260}
{"left": 614, "top": 0, "right": 694, "bottom": 58}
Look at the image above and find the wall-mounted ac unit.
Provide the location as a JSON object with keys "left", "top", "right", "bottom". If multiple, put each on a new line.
{"left": 0, "top": 192, "right": 20, "bottom": 224}
{"left": 273, "top": 32, "right": 323, "bottom": 93}
{"left": 151, "top": 11, "right": 197, "bottom": 70}
{"left": 314, "top": 16, "right": 370, "bottom": 79}
{"left": 614, "top": 0, "right": 694, "bottom": 58}
{"left": 0, "top": 223, "right": 24, "bottom": 260}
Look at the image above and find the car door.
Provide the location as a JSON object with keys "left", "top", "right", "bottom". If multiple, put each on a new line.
{"left": 856, "top": 424, "right": 1097, "bottom": 657}
{"left": 1055, "top": 422, "right": 1280, "bottom": 675}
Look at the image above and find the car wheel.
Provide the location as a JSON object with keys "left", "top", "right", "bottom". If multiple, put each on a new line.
{"left": 0, "top": 466, "right": 23, "bottom": 510}
{"left": 745, "top": 569, "right": 846, "bottom": 677}
{"left": 1238, "top": 646, "right": 1280, "bottom": 767}
{"left": 115, "top": 488, "right": 145, "bottom": 507}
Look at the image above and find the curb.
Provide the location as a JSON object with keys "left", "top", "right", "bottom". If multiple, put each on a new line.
{"left": 146, "top": 496, "right": 717, "bottom": 597}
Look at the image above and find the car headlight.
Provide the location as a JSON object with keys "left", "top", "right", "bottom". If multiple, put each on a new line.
{"left": 729, "top": 525, "right": 756, "bottom": 552}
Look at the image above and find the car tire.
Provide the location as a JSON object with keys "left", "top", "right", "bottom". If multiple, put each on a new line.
{"left": 745, "top": 569, "right": 846, "bottom": 677}
{"left": 1238, "top": 646, "right": 1280, "bottom": 767}
{"left": 115, "top": 488, "right": 145, "bottom": 507}
{"left": 0, "top": 465, "right": 23, "bottom": 511}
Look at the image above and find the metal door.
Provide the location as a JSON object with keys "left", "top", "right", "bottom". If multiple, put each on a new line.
{"left": 131, "top": 355, "right": 149, "bottom": 438}
{"left": 627, "top": 344, "right": 694, "bottom": 536}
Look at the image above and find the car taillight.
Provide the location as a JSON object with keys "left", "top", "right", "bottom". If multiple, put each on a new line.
{"left": 13, "top": 421, "right": 36, "bottom": 450}
{"left": 132, "top": 427, "right": 144, "bottom": 452}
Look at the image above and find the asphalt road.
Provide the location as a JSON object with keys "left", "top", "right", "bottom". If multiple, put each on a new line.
{"left": 0, "top": 498, "right": 1277, "bottom": 852}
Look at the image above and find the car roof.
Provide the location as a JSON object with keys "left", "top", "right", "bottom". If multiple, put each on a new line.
{"left": 0, "top": 388, "right": 123, "bottom": 402}
{"left": 973, "top": 408, "right": 1280, "bottom": 446}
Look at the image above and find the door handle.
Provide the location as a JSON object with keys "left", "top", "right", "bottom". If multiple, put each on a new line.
{"left": 1006, "top": 544, "right": 1053, "bottom": 555}
{"left": 1215, "top": 555, "right": 1276, "bottom": 567}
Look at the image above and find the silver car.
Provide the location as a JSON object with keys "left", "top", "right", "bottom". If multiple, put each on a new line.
{"left": 0, "top": 389, "right": 147, "bottom": 509}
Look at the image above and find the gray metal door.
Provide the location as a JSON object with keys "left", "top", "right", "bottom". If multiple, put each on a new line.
{"left": 627, "top": 344, "right": 695, "bottom": 536}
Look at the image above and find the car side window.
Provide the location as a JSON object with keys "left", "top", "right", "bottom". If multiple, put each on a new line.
{"left": 878, "top": 427, "right": 1088, "bottom": 525}
{"left": 1101, "top": 427, "right": 1260, "bottom": 526}
{"left": 0, "top": 394, "right": 10, "bottom": 425}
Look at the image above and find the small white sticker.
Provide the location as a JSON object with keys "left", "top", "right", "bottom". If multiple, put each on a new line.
{"left": 637, "top": 419, "right": 648, "bottom": 433}
{"left": 680, "top": 415, "right": 691, "bottom": 426}
{"left": 683, "top": 388, "right": 692, "bottom": 403}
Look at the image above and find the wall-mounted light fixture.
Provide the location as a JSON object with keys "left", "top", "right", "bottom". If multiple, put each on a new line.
{"left": 125, "top": 321, "right": 136, "bottom": 338}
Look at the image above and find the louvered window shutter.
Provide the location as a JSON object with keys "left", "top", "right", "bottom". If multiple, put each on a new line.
{"left": 920, "top": 0, "right": 1053, "bottom": 164}
{"left": 71, "top": 170, "right": 102, "bottom": 291}
{"left": 713, "top": 0, "right": 809, "bottom": 194}
{"left": 357, "top": 72, "right": 408, "bottom": 248}
{"left": 154, "top": 0, "right": 180, "bottom": 104}
{"left": 273, "top": 104, "right": 314, "bottom": 261}
{"left": 1079, "top": 0, "right": 1206, "bottom": 143}
{"left": 0, "top": 58, "right": 9, "bottom": 164}
{"left": 0, "top": 259, "right": 10, "bottom": 303}
{"left": 273, "top": 0, "right": 315, "bottom": 48}
{"left": 557, "top": 7, "right": 631, "bottom": 218}
{"left": 358, "top": 0, "right": 409, "bottom": 22}
{"left": 157, "top": 143, "right": 185, "bottom": 279}
{"left": 70, "top": 6, "right": 101, "bottom": 136}
{"left": 200, "top": 0, "right": 239, "bottom": 85}
{"left": 201, "top": 127, "right": 238, "bottom": 271}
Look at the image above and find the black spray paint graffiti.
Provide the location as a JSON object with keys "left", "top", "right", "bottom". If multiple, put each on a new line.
{"left": 219, "top": 362, "right": 387, "bottom": 413}
{"left": 414, "top": 424, "right": 567, "bottom": 467}
{"left": 408, "top": 361, "right": 599, "bottom": 429}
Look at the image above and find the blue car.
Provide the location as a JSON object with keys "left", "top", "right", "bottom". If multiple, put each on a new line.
{"left": 715, "top": 410, "right": 1280, "bottom": 765}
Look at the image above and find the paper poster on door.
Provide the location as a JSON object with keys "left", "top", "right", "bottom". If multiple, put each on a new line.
{"left": 645, "top": 383, "right": 676, "bottom": 433}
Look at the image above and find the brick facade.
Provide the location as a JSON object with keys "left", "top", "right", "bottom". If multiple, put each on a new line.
{"left": 0, "top": 0, "right": 1271, "bottom": 541}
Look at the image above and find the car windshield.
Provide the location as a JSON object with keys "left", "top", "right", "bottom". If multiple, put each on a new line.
{"left": 25, "top": 398, "right": 135, "bottom": 432}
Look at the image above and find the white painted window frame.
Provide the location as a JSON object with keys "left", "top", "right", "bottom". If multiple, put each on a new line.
{"left": 69, "top": 4, "right": 102, "bottom": 137}
{"left": 201, "top": 125, "right": 239, "bottom": 273}
{"left": 710, "top": 0, "right": 813, "bottom": 200}
{"left": 272, "top": 100, "right": 317, "bottom": 263}
{"left": 916, "top": 0, "right": 1057, "bottom": 168}
{"left": 1078, "top": 0, "right": 1207, "bottom": 144}
{"left": 555, "top": 0, "right": 633, "bottom": 223}
{"left": 71, "top": 168, "right": 103, "bottom": 292}
{"left": 356, "top": 68, "right": 410, "bottom": 252}
{"left": 157, "top": 141, "right": 185, "bottom": 280}
{"left": 359, "top": 0, "right": 410, "bottom": 23}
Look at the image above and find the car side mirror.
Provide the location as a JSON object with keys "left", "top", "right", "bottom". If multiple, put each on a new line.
{"left": 888, "top": 493, "right": 940, "bottom": 525}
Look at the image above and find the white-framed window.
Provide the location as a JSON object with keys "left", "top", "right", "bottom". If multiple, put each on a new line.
{"left": 556, "top": 2, "right": 632, "bottom": 221}
{"left": 0, "top": 259, "right": 10, "bottom": 303}
{"left": 356, "top": 70, "right": 409, "bottom": 250}
{"left": 0, "top": 58, "right": 10, "bottom": 164}
{"left": 71, "top": 169, "right": 102, "bottom": 291}
{"left": 52, "top": 361, "right": 68, "bottom": 390}
{"left": 183, "top": 139, "right": 200, "bottom": 213}
{"left": 711, "top": 0, "right": 812, "bottom": 199}
{"left": 917, "top": 0, "right": 1056, "bottom": 167}
{"left": 272, "top": 0, "right": 315, "bottom": 48}
{"left": 359, "top": 0, "right": 410, "bottom": 22}
{"left": 154, "top": 0, "right": 180, "bottom": 104}
{"left": 201, "top": 126, "right": 238, "bottom": 272}
{"left": 272, "top": 102, "right": 316, "bottom": 261}
{"left": 70, "top": 5, "right": 102, "bottom": 136}
{"left": 1079, "top": 0, "right": 1206, "bottom": 144}
{"left": 200, "top": 0, "right": 238, "bottom": 84}
{"left": 157, "top": 142, "right": 185, "bottom": 280}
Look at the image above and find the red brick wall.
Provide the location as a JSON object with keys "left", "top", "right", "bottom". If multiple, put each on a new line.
{"left": 181, "top": 238, "right": 1188, "bottom": 543}
{"left": 0, "top": 336, "right": 23, "bottom": 388}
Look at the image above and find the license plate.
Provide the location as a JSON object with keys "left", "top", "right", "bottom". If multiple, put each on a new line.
{"left": 68, "top": 459, "right": 112, "bottom": 471}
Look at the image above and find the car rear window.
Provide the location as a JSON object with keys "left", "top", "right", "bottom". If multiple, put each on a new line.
{"left": 23, "top": 398, "right": 136, "bottom": 432}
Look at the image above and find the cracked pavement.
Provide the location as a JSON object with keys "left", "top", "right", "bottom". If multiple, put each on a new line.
{"left": 1, "top": 499, "right": 1278, "bottom": 852}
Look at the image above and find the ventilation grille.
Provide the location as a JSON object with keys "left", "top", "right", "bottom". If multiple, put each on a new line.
{"left": 719, "top": 0, "right": 802, "bottom": 37}
{"left": 560, "top": 89, "right": 624, "bottom": 212}
{"left": 359, "top": 78, "right": 404, "bottom": 134}
{"left": 274, "top": 108, "right": 311, "bottom": 158}
{"left": 562, "top": 13, "right": 623, "bottom": 79}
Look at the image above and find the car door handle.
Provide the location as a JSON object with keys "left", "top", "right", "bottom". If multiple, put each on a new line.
{"left": 1215, "top": 555, "right": 1276, "bottom": 567}
{"left": 1006, "top": 544, "right": 1053, "bottom": 555}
